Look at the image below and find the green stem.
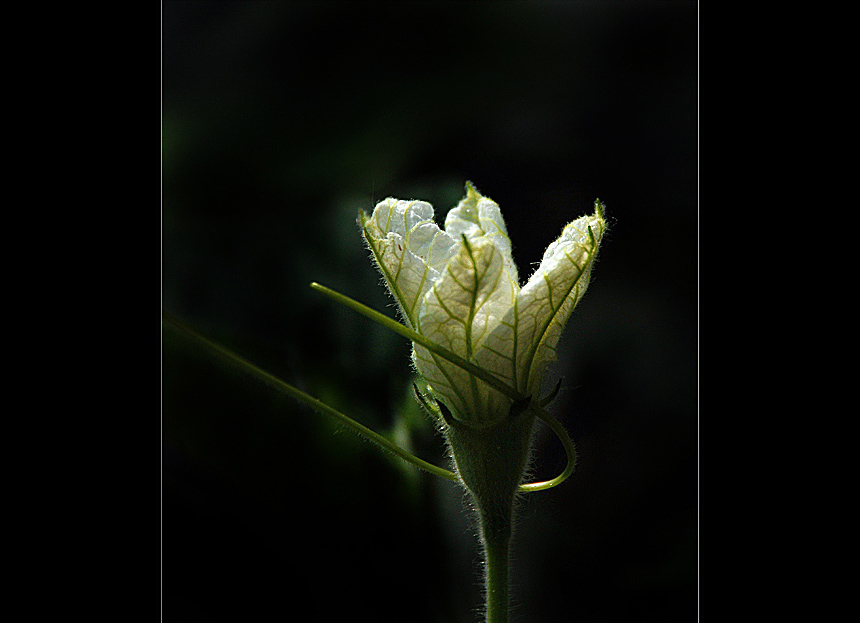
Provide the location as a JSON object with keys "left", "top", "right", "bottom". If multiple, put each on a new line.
{"left": 443, "top": 409, "right": 530, "bottom": 623}
{"left": 481, "top": 514, "right": 512, "bottom": 623}
{"left": 162, "top": 311, "right": 459, "bottom": 483}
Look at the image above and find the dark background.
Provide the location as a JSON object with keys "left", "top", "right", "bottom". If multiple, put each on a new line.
{"left": 162, "top": 1, "right": 697, "bottom": 621}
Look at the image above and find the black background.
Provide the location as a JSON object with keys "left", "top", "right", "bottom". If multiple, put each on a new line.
{"left": 162, "top": 2, "right": 697, "bottom": 621}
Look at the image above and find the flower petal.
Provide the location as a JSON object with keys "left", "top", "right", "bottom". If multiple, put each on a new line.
{"left": 444, "top": 182, "right": 519, "bottom": 285}
{"left": 361, "top": 199, "right": 458, "bottom": 326}
{"left": 414, "top": 236, "right": 515, "bottom": 424}
{"left": 479, "top": 202, "right": 606, "bottom": 397}
{"left": 520, "top": 203, "right": 606, "bottom": 394}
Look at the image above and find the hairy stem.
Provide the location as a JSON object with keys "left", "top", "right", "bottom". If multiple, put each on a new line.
{"left": 480, "top": 508, "right": 512, "bottom": 623}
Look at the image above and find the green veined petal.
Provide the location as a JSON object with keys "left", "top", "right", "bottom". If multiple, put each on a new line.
{"left": 516, "top": 203, "right": 606, "bottom": 395}
{"left": 414, "top": 236, "right": 513, "bottom": 425}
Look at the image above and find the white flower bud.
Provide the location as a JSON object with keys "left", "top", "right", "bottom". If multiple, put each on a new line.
{"left": 361, "top": 182, "right": 605, "bottom": 427}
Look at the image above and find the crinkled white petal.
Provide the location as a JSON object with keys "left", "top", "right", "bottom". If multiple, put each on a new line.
{"left": 444, "top": 184, "right": 519, "bottom": 286}
{"left": 361, "top": 199, "right": 458, "bottom": 326}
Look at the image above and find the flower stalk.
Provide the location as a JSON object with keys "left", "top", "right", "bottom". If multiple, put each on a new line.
{"left": 360, "top": 182, "right": 606, "bottom": 622}
{"left": 443, "top": 403, "right": 534, "bottom": 623}
{"left": 483, "top": 520, "right": 512, "bottom": 623}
